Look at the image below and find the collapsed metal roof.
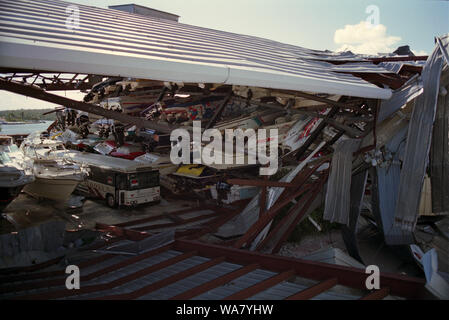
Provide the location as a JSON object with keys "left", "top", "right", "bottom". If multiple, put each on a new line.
{"left": 0, "top": 0, "right": 392, "bottom": 99}
{"left": 0, "top": 237, "right": 426, "bottom": 300}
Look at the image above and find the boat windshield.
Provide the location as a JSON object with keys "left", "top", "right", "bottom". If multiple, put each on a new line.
{"left": 0, "top": 152, "right": 12, "bottom": 165}
{"left": 0, "top": 144, "right": 20, "bottom": 153}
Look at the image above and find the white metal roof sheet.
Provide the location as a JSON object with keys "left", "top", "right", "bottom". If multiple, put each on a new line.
{"left": 63, "top": 150, "right": 154, "bottom": 172}
{"left": 0, "top": 0, "right": 392, "bottom": 99}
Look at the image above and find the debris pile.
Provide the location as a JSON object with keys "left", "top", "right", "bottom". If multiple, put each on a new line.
{"left": 0, "top": 0, "right": 448, "bottom": 300}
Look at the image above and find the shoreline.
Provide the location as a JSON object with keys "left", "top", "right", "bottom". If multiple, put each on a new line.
{"left": 0, "top": 120, "right": 47, "bottom": 125}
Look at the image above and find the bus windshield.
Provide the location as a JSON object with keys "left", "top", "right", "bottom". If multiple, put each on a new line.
{"left": 127, "top": 171, "right": 159, "bottom": 190}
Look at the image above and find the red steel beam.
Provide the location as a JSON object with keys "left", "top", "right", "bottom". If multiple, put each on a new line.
{"left": 255, "top": 174, "right": 326, "bottom": 252}
{"left": 368, "top": 56, "right": 428, "bottom": 63}
{"left": 285, "top": 278, "right": 338, "bottom": 300}
{"left": 233, "top": 184, "right": 312, "bottom": 249}
{"left": 255, "top": 186, "right": 317, "bottom": 252}
{"left": 170, "top": 263, "right": 260, "bottom": 300}
{"left": 360, "top": 287, "right": 391, "bottom": 300}
{"left": 352, "top": 73, "right": 405, "bottom": 90}
{"left": 174, "top": 240, "right": 426, "bottom": 299}
{"left": 0, "top": 79, "right": 177, "bottom": 133}
{"left": 400, "top": 64, "right": 423, "bottom": 74}
{"left": 223, "top": 269, "right": 295, "bottom": 300}
{"left": 96, "top": 257, "right": 227, "bottom": 300}
{"left": 279, "top": 158, "right": 329, "bottom": 200}
{"left": 271, "top": 176, "right": 327, "bottom": 253}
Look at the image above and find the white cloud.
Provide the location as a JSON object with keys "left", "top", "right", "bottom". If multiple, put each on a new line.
{"left": 334, "top": 21, "right": 401, "bottom": 55}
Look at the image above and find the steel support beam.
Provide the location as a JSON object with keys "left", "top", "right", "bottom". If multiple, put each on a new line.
{"left": 175, "top": 240, "right": 426, "bottom": 299}
{"left": 0, "top": 79, "right": 178, "bottom": 133}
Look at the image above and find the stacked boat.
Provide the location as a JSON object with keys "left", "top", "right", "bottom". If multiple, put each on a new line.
{"left": 0, "top": 136, "right": 35, "bottom": 211}
{"left": 18, "top": 134, "right": 87, "bottom": 201}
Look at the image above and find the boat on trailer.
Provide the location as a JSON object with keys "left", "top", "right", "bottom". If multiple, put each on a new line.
{"left": 19, "top": 134, "right": 87, "bottom": 201}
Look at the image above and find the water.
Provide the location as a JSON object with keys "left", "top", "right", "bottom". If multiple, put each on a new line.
{"left": 0, "top": 121, "right": 54, "bottom": 135}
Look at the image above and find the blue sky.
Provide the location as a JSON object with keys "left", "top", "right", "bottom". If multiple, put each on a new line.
{"left": 1, "top": 0, "right": 448, "bottom": 110}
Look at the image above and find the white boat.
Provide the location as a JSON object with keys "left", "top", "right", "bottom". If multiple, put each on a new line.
{"left": 0, "top": 151, "right": 34, "bottom": 211}
{"left": 20, "top": 136, "right": 68, "bottom": 161}
{"left": 0, "top": 135, "right": 24, "bottom": 162}
{"left": 133, "top": 152, "right": 177, "bottom": 176}
{"left": 101, "top": 94, "right": 156, "bottom": 115}
{"left": 19, "top": 133, "right": 87, "bottom": 201}
{"left": 23, "top": 160, "right": 85, "bottom": 201}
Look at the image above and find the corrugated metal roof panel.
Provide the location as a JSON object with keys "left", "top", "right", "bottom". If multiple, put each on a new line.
{"left": 248, "top": 281, "right": 308, "bottom": 300}
{"left": 67, "top": 253, "right": 208, "bottom": 299}
{"left": 437, "top": 34, "right": 449, "bottom": 65}
{"left": 323, "top": 138, "right": 361, "bottom": 225}
{"left": 193, "top": 268, "right": 277, "bottom": 300}
{"left": 394, "top": 42, "right": 445, "bottom": 236}
{"left": 0, "top": 0, "right": 392, "bottom": 99}
{"left": 377, "top": 77, "right": 423, "bottom": 123}
{"left": 139, "top": 261, "right": 240, "bottom": 300}
{"left": 331, "top": 62, "right": 394, "bottom": 74}
{"left": 86, "top": 250, "right": 182, "bottom": 286}
{"left": 373, "top": 126, "right": 415, "bottom": 245}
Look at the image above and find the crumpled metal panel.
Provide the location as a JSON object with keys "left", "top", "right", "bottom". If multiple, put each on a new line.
{"left": 323, "top": 138, "right": 361, "bottom": 225}
{"left": 394, "top": 44, "right": 444, "bottom": 234}
{"left": 377, "top": 62, "right": 404, "bottom": 74}
{"left": 215, "top": 141, "right": 325, "bottom": 239}
{"left": 430, "top": 34, "right": 449, "bottom": 213}
{"left": 330, "top": 62, "right": 394, "bottom": 73}
{"left": 430, "top": 80, "right": 449, "bottom": 213}
{"left": 378, "top": 61, "right": 426, "bottom": 74}
{"left": 94, "top": 230, "right": 175, "bottom": 255}
{"left": 371, "top": 126, "right": 414, "bottom": 245}
{"left": 377, "top": 77, "right": 423, "bottom": 123}
{"left": 341, "top": 169, "right": 368, "bottom": 263}
{"left": 437, "top": 34, "right": 449, "bottom": 66}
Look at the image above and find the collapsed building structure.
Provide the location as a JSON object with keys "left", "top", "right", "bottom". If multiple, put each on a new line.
{"left": 0, "top": 0, "right": 448, "bottom": 300}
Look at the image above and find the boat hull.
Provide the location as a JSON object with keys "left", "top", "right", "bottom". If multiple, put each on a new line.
{"left": 23, "top": 177, "right": 79, "bottom": 201}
